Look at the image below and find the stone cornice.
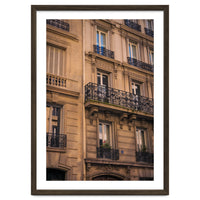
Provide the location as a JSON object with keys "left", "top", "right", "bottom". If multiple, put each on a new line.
{"left": 120, "top": 24, "right": 154, "bottom": 43}
{"left": 85, "top": 158, "right": 154, "bottom": 168}
{"left": 47, "top": 85, "right": 80, "bottom": 98}
{"left": 47, "top": 24, "right": 79, "bottom": 42}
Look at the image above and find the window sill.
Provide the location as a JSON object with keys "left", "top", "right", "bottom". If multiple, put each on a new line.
{"left": 46, "top": 147, "right": 66, "bottom": 153}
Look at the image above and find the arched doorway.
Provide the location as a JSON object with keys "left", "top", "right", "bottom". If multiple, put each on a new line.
{"left": 46, "top": 168, "right": 66, "bottom": 181}
{"left": 92, "top": 175, "right": 123, "bottom": 181}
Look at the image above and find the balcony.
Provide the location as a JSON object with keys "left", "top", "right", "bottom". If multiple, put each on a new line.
{"left": 85, "top": 83, "right": 153, "bottom": 115}
{"left": 124, "top": 19, "right": 141, "bottom": 32}
{"left": 97, "top": 147, "right": 119, "bottom": 160}
{"left": 127, "top": 57, "right": 154, "bottom": 72}
{"left": 46, "top": 133, "right": 67, "bottom": 149}
{"left": 136, "top": 151, "right": 153, "bottom": 163}
{"left": 144, "top": 28, "right": 154, "bottom": 37}
{"left": 93, "top": 45, "right": 114, "bottom": 59}
{"left": 46, "top": 73, "right": 67, "bottom": 88}
{"left": 47, "top": 19, "right": 69, "bottom": 32}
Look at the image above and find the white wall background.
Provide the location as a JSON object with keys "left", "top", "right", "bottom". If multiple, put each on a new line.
{"left": 0, "top": 0, "right": 200, "bottom": 199}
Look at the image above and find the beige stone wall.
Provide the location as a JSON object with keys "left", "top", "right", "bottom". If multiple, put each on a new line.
{"left": 46, "top": 20, "right": 83, "bottom": 180}
{"left": 46, "top": 19, "right": 154, "bottom": 181}
{"left": 84, "top": 20, "right": 154, "bottom": 180}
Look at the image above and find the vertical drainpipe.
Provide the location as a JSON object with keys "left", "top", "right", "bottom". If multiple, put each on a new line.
{"left": 82, "top": 20, "right": 86, "bottom": 180}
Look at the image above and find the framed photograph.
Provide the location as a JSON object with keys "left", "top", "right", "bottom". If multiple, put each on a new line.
{"left": 31, "top": 5, "right": 169, "bottom": 195}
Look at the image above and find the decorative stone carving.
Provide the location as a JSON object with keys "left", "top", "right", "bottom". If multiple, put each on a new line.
{"left": 114, "top": 64, "right": 118, "bottom": 79}
{"left": 120, "top": 113, "right": 128, "bottom": 122}
{"left": 119, "top": 113, "right": 128, "bottom": 129}
{"left": 89, "top": 107, "right": 98, "bottom": 117}
{"left": 96, "top": 59, "right": 113, "bottom": 72}
{"left": 128, "top": 114, "right": 136, "bottom": 123}
{"left": 87, "top": 163, "right": 91, "bottom": 171}
{"left": 88, "top": 107, "right": 98, "bottom": 125}
{"left": 105, "top": 111, "right": 111, "bottom": 120}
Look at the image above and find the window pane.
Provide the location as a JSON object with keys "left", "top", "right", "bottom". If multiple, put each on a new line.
{"left": 141, "top": 130, "right": 145, "bottom": 147}
{"left": 129, "top": 43, "right": 131, "bottom": 57}
{"left": 97, "top": 73, "right": 101, "bottom": 85}
{"left": 96, "top": 31, "right": 99, "bottom": 46}
{"left": 101, "top": 33, "right": 106, "bottom": 47}
{"left": 103, "top": 124, "right": 110, "bottom": 145}
{"left": 132, "top": 45, "right": 136, "bottom": 58}
{"left": 46, "top": 107, "right": 50, "bottom": 133}
{"left": 102, "top": 75, "right": 108, "bottom": 87}
{"left": 136, "top": 84, "right": 140, "bottom": 95}
{"left": 99, "top": 123, "right": 103, "bottom": 146}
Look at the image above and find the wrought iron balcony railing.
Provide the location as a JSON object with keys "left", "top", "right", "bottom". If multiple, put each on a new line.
{"left": 124, "top": 19, "right": 141, "bottom": 32}
{"left": 85, "top": 83, "right": 154, "bottom": 115}
{"left": 97, "top": 147, "right": 119, "bottom": 160}
{"left": 144, "top": 28, "right": 154, "bottom": 37}
{"left": 127, "top": 57, "right": 154, "bottom": 72}
{"left": 47, "top": 19, "right": 69, "bottom": 32}
{"left": 136, "top": 151, "right": 154, "bottom": 163}
{"left": 46, "top": 133, "right": 67, "bottom": 149}
{"left": 93, "top": 45, "right": 114, "bottom": 59}
{"left": 46, "top": 73, "right": 67, "bottom": 88}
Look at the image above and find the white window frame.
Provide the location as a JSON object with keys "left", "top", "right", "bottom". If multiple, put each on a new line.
{"left": 98, "top": 122, "right": 112, "bottom": 148}
{"left": 97, "top": 71, "right": 109, "bottom": 87}
{"left": 96, "top": 29, "right": 107, "bottom": 48}
{"left": 131, "top": 81, "right": 141, "bottom": 96}
{"left": 136, "top": 128, "right": 150, "bottom": 152}
{"left": 128, "top": 41, "right": 137, "bottom": 59}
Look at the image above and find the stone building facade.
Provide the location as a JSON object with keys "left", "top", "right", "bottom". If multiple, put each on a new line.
{"left": 46, "top": 19, "right": 154, "bottom": 181}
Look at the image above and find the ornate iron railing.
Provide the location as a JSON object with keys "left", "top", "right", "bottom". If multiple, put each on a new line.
{"left": 47, "top": 19, "right": 69, "bottom": 32}
{"left": 124, "top": 19, "right": 141, "bottom": 32}
{"left": 85, "top": 82, "right": 154, "bottom": 115}
{"left": 136, "top": 151, "right": 153, "bottom": 163}
{"left": 144, "top": 28, "right": 154, "bottom": 37}
{"left": 93, "top": 45, "right": 114, "bottom": 59}
{"left": 127, "top": 57, "right": 154, "bottom": 72}
{"left": 46, "top": 133, "right": 67, "bottom": 149}
{"left": 97, "top": 147, "right": 119, "bottom": 160}
{"left": 46, "top": 73, "right": 67, "bottom": 88}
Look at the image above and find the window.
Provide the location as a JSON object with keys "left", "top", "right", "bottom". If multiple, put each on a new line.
{"left": 97, "top": 122, "right": 119, "bottom": 160}
{"left": 136, "top": 128, "right": 153, "bottom": 163}
{"left": 131, "top": 81, "right": 140, "bottom": 96}
{"left": 131, "top": 81, "right": 141, "bottom": 110}
{"left": 97, "top": 71, "right": 109, "bottom": 100}
{"left": 46, "top": 104, "right": 66, "bottom": 148}
{"left": 149, "top": 50, "right": 154, "bottom": 65}
{"left": 46, "top": 44, "right": 65, "bottom": 76}
{"left": 96, "top": 29, "right": 107, "bottom": 48}
{"left": 99, "top": 122, "right": 111, "bottom": 147}
{"left": 46, "top": 104, "right": 61, "bottom": 135}
{"left": 97, "top": 72, "right": 108, "bottom": 87}
{"left": 128, "top": 41, "right": 137, "bottom": 59}
{"left": 146, "top": 20, "right": 153, "bottom": 30}
{"left": 136, "top": 128, "right": 149, "bottom": 152}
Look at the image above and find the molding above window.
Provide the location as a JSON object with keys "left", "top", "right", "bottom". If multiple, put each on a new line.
{"left": 47, "top": 24, "right": 79, "bottom": 42}
{"left": 93, "top": 19, "right": 113, "bottom": 31}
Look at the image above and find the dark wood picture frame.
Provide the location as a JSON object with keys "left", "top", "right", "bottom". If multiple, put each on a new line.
{"left": 31, "top": 5, "right": 169, "bottom": 195}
